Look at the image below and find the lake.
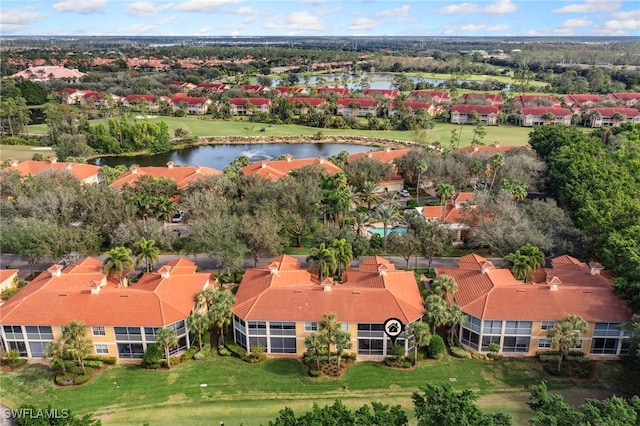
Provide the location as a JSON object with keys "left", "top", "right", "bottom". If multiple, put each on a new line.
{"left": 96, "top": 143, "right": 376, "bottom": 170}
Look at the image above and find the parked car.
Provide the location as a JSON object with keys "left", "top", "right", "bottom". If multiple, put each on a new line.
{"left": 397, "top": 189, "right": 410, "bottom": 197}
{"left": 171, "top": 211, "right": 185, "bottom": 223}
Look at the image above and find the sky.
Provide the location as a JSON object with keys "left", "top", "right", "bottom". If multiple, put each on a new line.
{"left": 1, "top": 0, "right": 639, "bottom": 37}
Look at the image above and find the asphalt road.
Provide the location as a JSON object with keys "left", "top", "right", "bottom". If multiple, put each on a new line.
{"left": 0, "top": 252, "right": 502, "bottom": 279}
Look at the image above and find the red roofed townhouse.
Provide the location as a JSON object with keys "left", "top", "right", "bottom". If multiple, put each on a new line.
{"left": 196, "top": 83, "right": 227, "bottom": 93}
{"left": 109, "top": 162, "right": 222, "bottom": 191}
{"left": 336, "top": 98, "right": 376, "bottom": 117}
{"left": 0, "top": 269, "right": 19, "bottom": 292}
{"left": 241, "top": 155, "right": 341, "bottom": 180}
{"left": 80, "top": 90, "right": 121, "bottom": 109}
{"left": 0, "top": 257, "right": 211, "bottom": 360}
{"left": 391, "top": 101, "right": 439, "bottom": 117}
{"left": 317, "top": 87, "right": 350, "bottom": 97}
{"left": 228, "top": 98, "right": 271, "bottom": 115}
{"left": 237, "top": 84, "right": 267, "bottom": 93}
{"left": 166, "top": 81, "right": 197, "bottom": 92}
{"left": 608, "top": 92, "right": 640, "bottom": 107}
{"left": 416, "top": 192, "right": 474, "bottom": 245}
{"left": 450, "top": 105, "right": 500, "bottom": 125}
{"left": 290, "top": 97, "right": 327, "bottom": 114}
{"left": 435, "top": 254, "right": 632, "bottom": 357}
{"left": 363, "top": 89, "right": 399, "bottom": 98}
{"left": 583, "top": 107, "right": 640, "bottom": 127}
{"left": 6, "top": 158, "right": 102, "bottom": 184}
{"left": 57, "top": 88, "right": 85, "bottom": 104}
{"left": 122, "top": 94, "right": 170, "bottom": 112}
{"left": 408, "top": 90, "right": 451, "bottom": 104}
{"left": 11, "top": 66, "right": 85, "bottom": 83}
{"left": 460, "top": 93, "right": 504, "bottom": 106}
{"left": 347, "top": 147, "right": 410, "bottom": 192}
{"left": 170, "top": 95, "right": 212, "bottom": 115}
{"left": 562, "top": 94, "right": 603, "bottom": 109}
{"left": 91, "top": 57, "right": 115, "bottom": 67}
{"left": 274, "top": 86, "right": 304, "bottom": 97}
{"left": 231, "top": 255, "right": 424, "bottom": 360}
{"left": 453, "top": 141, "right": 515, "bottom": 158}
{"left": 519, "top": 107, "right": 573, "bottom": 127}
{"left": 515, "top": 94, "right": 561, "bottom": 109}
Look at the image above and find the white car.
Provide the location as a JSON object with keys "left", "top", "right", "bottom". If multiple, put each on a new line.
{"left": 397, "top": 189, "right": 410, "bottom": 197}
{"left": 171, "top": 211, "right": 185, "bottom": 223}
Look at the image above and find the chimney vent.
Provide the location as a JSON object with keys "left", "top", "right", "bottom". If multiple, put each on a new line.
{"left": 49, "top": 157, "right": 58, "bottom": 164}
{"left": 167, "top": 161, "right": 174, "bottom": 169}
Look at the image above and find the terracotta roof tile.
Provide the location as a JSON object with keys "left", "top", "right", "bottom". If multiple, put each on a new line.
{"left": 241, "top": 157, "right": 341, "bottom": 180}
{"left": 347, "top": 148, "right": 410, "bottom": 163}
{"left": 9, "top": 160, "right": 101, "bottom": 182}
{"left": 109, "top": 165, "right": 221, "bottom": 190}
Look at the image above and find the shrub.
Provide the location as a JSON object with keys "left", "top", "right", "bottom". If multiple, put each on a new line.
{"left": 55, "top": 373, "right": 75, "bottom": 386}
{"left": 226, "top": 342, "right": 247, "bottom": 359}
{"left": 8, "top": 358, "right": 27, "bottom": 369}
{"left": 85, "top": 355, "right": 117, "bottom": 365}
{"left": 142, "top": 344, "right": 163, "bottom": 368}
{"left": 308, "top": 369, "right": 322, "bottom": 377}
{"left": 384, "top": 356, "right": 413, "bottom": 368}
{"left": 218, "top": 348, "right": 230, "bottom": 356}
{"left": 428, "top": 335, "right": 445, "bottom": 359}
{"left": 184, "top": 345, "right": 198, "bottom": 360}
{"left": 194, "top": 351, "right": 206, "bottom": 360}
{"left": 72, "top": 367, "right": 93, "bottom": 385}
{"left": 83, "top": 360, "right": 103, "bottom": 369}
{"left": 388, "top": 344, "right": 406, "bottom": 360}
{"left": 406, "top": 199, "right": 418, "bottom": 209}
{"left": 450, "top": 346, "right": 471, "bottom": 359}
{"left": 68, "top": 366, "right": 84, "bottom": 375}
{"left": 341, "top": 352, "right": 357, "bottom": 363}
{"left": 539, "top": 354, "right": 561, "bottom": 363}
{"left": 1, "top": 287, "right": 18, "bottom": 301}
{"left": 488, "top": 342, "right": 500, "bottom": 354}
{"left": 487, "top": 353, "right": 503, "bottom": 361}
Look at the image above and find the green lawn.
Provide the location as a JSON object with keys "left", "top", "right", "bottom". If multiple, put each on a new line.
{"left": 0, "top": 145, "right": 54, "bottom": 162}
{"left": 1, "top": 354, "right": 637, "bottom": 425}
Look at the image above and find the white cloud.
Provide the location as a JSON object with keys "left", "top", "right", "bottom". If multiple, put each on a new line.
{"left": 53, "top": 0, "right": 107, "bottom": 14}
{"left": 234, "top": 6, "right": 254, "bottom": 14}
{"left": 175, "top": 0, "right": 239, "bottom": 12}
{"left": 347, "top": 17, "right": 379, "bottom": 31}
{"left": 455, "top": 23, "right": 511, "bottom": 32}
{"left": 0, "top": 6, "right": 45, "bottom": 25}
{"left": 554, "top": 17, "right": 593, "bottom": 35}
{"left": 483, "top": 0, "right": 518, "bottom": 15}
{"left": 593, "top": 18, "right": 640, "bottom": 35}
{"left": 553, "top": 0, "right": 621, "bottom": 13}
{"left": 242, "top": 16, "right": 256, "bottom": 24}
{"left": 125, "top": 2, "right": 173, "bottom": 17}
{"left": 117, "top": 23, "right": 157, "bottom": 35}
{"left": 156, "top": 16, "right": 177, "bottom": 25}
{"left": 263, "top": 11, "right": 326, "bottom": 32}
{"left": 611, "top": 9, "right": 640, "bottom": 20}
{"left": 377, "top": 5, "right": 410, "bottom": 17}
{"left": 485, "top": 24, "right": 511, "bottom": 31}
{"left": 438, "top": 3, "right": 480, "bottom": 14}
{"left": 313, "top": 5, "right": 342, "bottom": 16}
{"left": 522, "top": 28, "right": 551, "bottom": 36}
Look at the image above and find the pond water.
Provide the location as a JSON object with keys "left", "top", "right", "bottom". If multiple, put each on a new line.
{"left": 96, "top": 143, "right": 376, "bottom": 170}
{"left": 367, "top": 226, "right": 408, "bottom": 237}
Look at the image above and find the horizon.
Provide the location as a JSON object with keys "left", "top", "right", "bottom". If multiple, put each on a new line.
{"left": 2, "top": 0, "right": 639, "bottom": 38}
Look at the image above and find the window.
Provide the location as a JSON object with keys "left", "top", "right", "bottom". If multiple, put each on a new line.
{"left": 25, "top": 326, "right": 54, "bottom": 340}
{"left": 358, "top": 339, "right": 384, "bottom": 355}
{"left": 95, "top": 344, "right": 109, "bottom": 354}
{"left": 503, "top": 336, "right": 530, "bottom": 353}
{"left": 7, "top": 341, "right": 27, "bottom": 357}
{"left": 270, "top": 337, "right": 296, "bottom": 354}
{"left": 28, "top": 341, "right": 47, "bottom": 357}
{"left": 573, "top": 340, "right": 583, "bottom": 349}
{"left": 144, "top": 327, "right": 159, "bottom": 341}
{"left": 3, "top": 325, "right": 23, "bottom": 340}
{"left": 505, "top": 321, "right": 532, "bottom": 335}
{"left": 482, "top": 320, "right": 502, "bottom": 335}
{"left": 304, "top": 322, "right": 318, "bottom": 332}
{"left": 117, "top": 343, "right": 144, "bottom": 359}
{"left": 92, "top": 326, "right": 106, "bottom": 336}
{"left": 593, "top": 323, "right": 622, "bottom": 337}
{"left": 461, "top": 328, "right": 480, "bottom": 350}
{"left": 590, "top": 338, "right": 618, "bottom": 355}
{"left": 234, "top": 315, "right": 246, "bottom": 334}
{"left": 538, "top": 338, "right": 551, "bottom": 349}
{"left": 481, "top": 336, "right": 501, "bottom": 352}
{"left": 341, "top": 323, "right": 349, "bottom": 332}
{"left": 464, "top": 315, "right": 481, "bottom": 333}
{"left": 269, "top": 322, "right": 296, "bottom": 336}
{"left": 540, "top": 321, "right": 555, "bottom": 331}
{"left": 114, "top": 327, "right": 142, "bottom": 341}
{"left": 357, "top": 323, "right": 385, "bottom": 338}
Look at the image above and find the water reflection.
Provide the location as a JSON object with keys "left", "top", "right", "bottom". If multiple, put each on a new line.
{"left": 97, "top": 143, "right": 375, "bottom": 170}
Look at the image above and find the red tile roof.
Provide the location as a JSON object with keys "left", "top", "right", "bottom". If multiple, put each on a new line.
{"left": 347, "top": 148, "right": 410, "bottom": 163}
{"left": 460, "top": 93, "right": 503, "bottom": 103}
{"left": 610, "top": 92, "right": 640, "bottom": 101}
{"left": 11, "top": 66, "right": 85, "bottom": 80}
{"left": 363, "top": 89, "right": 399, "bottom": 97}
{"left": 0, "top": 258, "right": 210, "bottom": 327}
{"left": 515, "top": 94, "right": 561, "bottom": 105}
{"left": 232, "top": 256, "right": 423, "bottom": 323}
{"left": 521, "top": 107, "right": 573, "bottom": 117}
{"left": 408, "top": 90, "right": 450, "bottom": 101}
{"left": 436, "top": 254, "right": 632, "bottom": 322}
{"left": 241, "top": 156, "right": 341, "bottom": 180}
{"left": 290, "top": 97, "right": 326, "bottom": 106}
{"left": 196, "top": 83, "right": 227, "bottom": 91}
{"left": 109, "top": 164, "right": 222, "bottom": 190}
{"left": 228, "top": 98, "right": 271, "bottom": 107}
{"left": 562, "top": 94, "right": 602, "bottom": 104}
{"left": 450, "top": 104, "right": 499, "bottom": 114}
{"left": 590, "top": 107, "right": 640, "bottom": 118}
{"left": 8, "top": 160, "right": 101, "bottom": 182}
{"left": 317, "top": 87, "right": 350, "bottom": 96}
{"left": 453, "top": 142, "right": 514, "bottom": 156}
{"left": 337, "top": 98, "right": 376, "bottom": 107}
{"left": 401, "top": 101, "right": 434, "bottom": 111}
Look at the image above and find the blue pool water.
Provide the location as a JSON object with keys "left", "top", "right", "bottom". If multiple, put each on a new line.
{"left": 367, "top": 226, "right": 408, "bottom": 237}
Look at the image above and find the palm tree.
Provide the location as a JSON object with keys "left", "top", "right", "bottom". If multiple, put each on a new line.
{"left": 186, "top": 312, "right": 210, "bottom": 351}
{"left": 424, "top": 294, "right": 450, "bottom": 334}
{"left": 304, "top": 332, "right": 328, "bottom": 371}
{"left": 541, "top": 112, "right": 555, "bottom": 125}
{"left": 415, "top": 160, "right": 427, "bottom": 203}
{"left": 488, "top": 154, "right": 505, "bottom": 192}
{"left": 306, "top": 243, "right": 337, "bottom": 282}
{"left": 447, "top": 305, "right": 466, "bottom": 345}
{"left": 208, "top": 289, "right": 236, "bottom": 346}
{"left": 405, "top": 321, "right": 431, "bottom": 365}
{"left": 134, "top": 237, "right": 160, "bottom": 273}
{"left": 504, "top": 250, "right": 531, "bottom": 281}
{"left": 103, "top": 246, "right": 133, "bottom": 286}
{"left": 519, "top": 243, "right": 545, "bottom": 272}
{"left": 612, "top": 112, "right": 627, "bottom": 127}
{"left": 547, "top": 314, "right": 587, "bottom": 373}
{"left": 331, "top": 239, "right": 353, "bottom": 280}
{"left": 374, "top": 204, "right": 401, "bottom": 251}
{"left": 319, "top": 313, "right": 341, "bottom": 366}
{"left": 435, "top": 183, "right": 455, "bottom": 222}
{"left": 500, "top": 178, "right": 527, "bottom": 203}
{"left": 359, "top": 181, "right": 379, "bottom": 211}
{"left": 62, "top": 321, "right": 91, "bottom": 374}
{"left": 334, "top": 329, "right": 352, "bottom": 373}
{"left": 430, "top": 274, "right": 458, "bottom": 303}
{"left": 45, "top": 339, "right": 67, "bottom": 374}
{"left": 155, "top": 327, "right": 179, "bottom": 369}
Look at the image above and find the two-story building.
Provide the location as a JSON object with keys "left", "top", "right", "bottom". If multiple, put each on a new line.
{"left": 450, "top": 105, "right": 500, "bottom": 125}
{"left": 435, "top": 254, "right": 632, "bottom": 357}
{"left": 231, "top": 255, "right": 424, "bottom": 360}
{"left": 0, "top": 258, "right": 211, "bottom": 360}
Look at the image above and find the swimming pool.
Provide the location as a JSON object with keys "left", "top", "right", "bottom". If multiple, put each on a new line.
{"left": 367, "top": 226, "right": 408, "bottom": 237}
